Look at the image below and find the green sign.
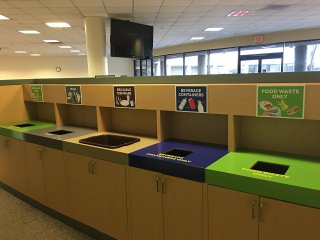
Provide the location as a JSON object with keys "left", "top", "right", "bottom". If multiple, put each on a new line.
{"left": 257, "top": 85, "right": 305, "bottom": 119}
{"left": 31, "top": 85, "right": 43, "bottom": 102}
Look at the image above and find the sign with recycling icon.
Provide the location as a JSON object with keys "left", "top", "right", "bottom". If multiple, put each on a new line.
{"left": 257, "top": 85, "right": 305, "bottom": 119}
{"left": 176, "top": 86, "right": 207, "bottom": 113}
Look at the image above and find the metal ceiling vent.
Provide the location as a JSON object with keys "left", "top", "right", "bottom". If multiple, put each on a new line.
{"left": 259, "top": 4, "right": 291, "bottom": 11}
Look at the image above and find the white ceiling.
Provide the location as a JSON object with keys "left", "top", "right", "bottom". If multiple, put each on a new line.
{"left": 0, "top": 0, "right": 320, "bottom": 57}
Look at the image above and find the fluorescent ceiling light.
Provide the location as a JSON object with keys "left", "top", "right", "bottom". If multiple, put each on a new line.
{"left": 43, "top": 39, "right": 61, "bottom": 43}
{"left": 70, "top": 50, "right": 80, "bottom": 53}
{"left": 46, "top": 22, "right": 71, "bottom": 28}
{"left": 227, "top": 10, "right": 253, "bottom": 17}
{"left": 204, "top": 28, "right": 224, "bottom": 32}
{"left": 190, "top": 37, "right": 204, "bottom": 41}
{"left": 78, "top": 53, "right": 86, "bottom": 56}
{"left": 19, "top": 30, "right": 40, "bottom": 34}
{"left": 14, "top": 51, "right": 27, "bottom": 54}
{"left": 30, "top": 54, "right": 41, "bottom": 56}
{"left": 0, "top": 14, "right": 9, "bottom": 20}
{"left": 59, "top": 46, "right": 72, "bottom": 49}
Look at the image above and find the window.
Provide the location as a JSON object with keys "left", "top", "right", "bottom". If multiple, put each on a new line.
{"left": 284, "top": 40, "right": 320, "bottom": 72}
{"left": 153, "top": 56, "right": 165, "bottom": 76}
{"left": 166, "top": 54, "right": 183, "bottom": 76}
{"left": 209, "top": 48, "right": 238, "bottom": 74}
{"left": 185, "top": 51, "right": 208, "bottom": 75}
{"left": 134, "top": 60, "right": 141, "bottom": 76}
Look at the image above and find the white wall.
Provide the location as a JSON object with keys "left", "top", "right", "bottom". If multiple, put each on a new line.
{"left": 0, "top": 56, "right": 89, "bottom": 80}
{"left": 0, "top": 55, "right": 134, "bottom": 80}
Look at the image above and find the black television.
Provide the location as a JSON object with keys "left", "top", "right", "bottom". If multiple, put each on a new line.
{"left": 110, "top": 18, "right": 153, "bottom": 59}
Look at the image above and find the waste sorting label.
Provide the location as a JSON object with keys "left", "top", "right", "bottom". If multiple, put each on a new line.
{"left": 31, "top": 85, "right": 43, "bottom": 102}
{"left": 257, "top": 85, "right": 305, "bottom": 119}
{"left": 65, "top": 85, "right": 82, "bottom": 105}
{"left": 114, "top": 85, "right": 136, "bottom": 108}
{"left": 176, "top": 86, "right": 207, "bottom": 113}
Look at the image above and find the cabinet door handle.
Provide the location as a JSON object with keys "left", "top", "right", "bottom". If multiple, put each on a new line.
{"left": 252, "top": 200, "right": 256, "bottom": 219}
{"left": 91, "top": 161, "right": 96, "bottom": 174}
{"left": 259, "top": 203, "right": 264, "bottom": 222}
{"left": 161, "top": 178, "right": 166, "bottom": 194}
{"left": 87, "top": 161, "right": 92, "bottom": 173}
{"left": 38, "top": 148, "right": 44, "bottom": 160}
{"left": 2, "top": 139, "right": 6, "bottom": 148}
{"left": 156, "top": 177, "right": 160, "bottom": 192}
{"left": 4, "top": 138, "right": 9, "bottom": 148}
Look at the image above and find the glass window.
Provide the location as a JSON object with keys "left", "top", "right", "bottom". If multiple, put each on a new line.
{"left": 185, "top": 51, "right": 208, "bottom": 75}
{"left": 134, "top": 60, "right": 141, "bottom": 76}
{"left": 284, "top": 40, "right": 320, "bottom": 72}
{"left": 240, "top": 60, "right": 259, "bottom": 74}
{"left": 166, "top": 54, "right": 183, "bottom": 76}
{"left": 240, "top": 44, "right": 283, "bottom": 55}
{"left": 153, "top": 56, "right": 165, "bottom": 76}
{"left": 209, "top": 48, "right": 238, "bottom": 74}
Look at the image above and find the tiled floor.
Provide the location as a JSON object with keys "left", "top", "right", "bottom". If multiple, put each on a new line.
{"left": 0, "top": 188, "right": 94, "bottom": 240}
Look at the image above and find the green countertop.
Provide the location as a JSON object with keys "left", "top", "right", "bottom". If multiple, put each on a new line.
{"left": 0, "top": 120, "right": 55, "bottom": 140}
{"left": 206, "top": 150, "right": 320, "bottom": 209}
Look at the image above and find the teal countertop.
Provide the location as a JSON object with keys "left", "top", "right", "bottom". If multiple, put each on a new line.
{"left": 0, "top": 120, "right": 55, "bottom": 140}
{"left": 205, "top": 150, "right": 320, "bottom": 209}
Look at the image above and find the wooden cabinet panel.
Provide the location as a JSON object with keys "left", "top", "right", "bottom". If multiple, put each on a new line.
{"left": 208, "top": 185, "right": 259, "bottom": 240}
{"left": 66, "top": 152, "right": 128, "bottom": 240}
{"left": 8, "top": 138, "right": 28, "bottom": 195}
{"left": 0, "top": 136, "right": 10, "bottom": 184}
{"left": 24, "top": 142, "right": 46, "bottom": 204}
{"left": 128, "top": 167, "right": 163, "bottom": 240}
{"left": 42, "top": 146, "right": 68, "bottom": 215}
{"left": 163, "top": 175, "right": 203, "bottom": 240}
{"left": 259, "top": 197, "right": 320, "bottom": 240}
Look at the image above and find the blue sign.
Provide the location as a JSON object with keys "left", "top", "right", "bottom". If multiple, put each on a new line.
{"left": 176, "top": 86, "right": 207, "bottom": 113}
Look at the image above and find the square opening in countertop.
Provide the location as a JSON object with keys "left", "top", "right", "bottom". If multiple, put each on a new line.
{"left": 14, "top": 123, "right": 35, "bottom": 128}
{"left": 164, "top": 148, "right": 193, "bottom": 158}
{"left": 251, "top": 161, "right": 289, "bottom": 175}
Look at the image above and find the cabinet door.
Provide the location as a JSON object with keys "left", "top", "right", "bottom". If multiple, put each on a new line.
{"left": 163, "top": 175, "right": 204, "bottom": 240}
{"left": 66, "top": 152, "right": 128, "bottom": 240}
{"left": 0, "top": 136, "right": 9, "bottom": 183}
{"left": 259, "top": 197, "right": 320, "bottom": 240}
{"left": 24, "top": 142, "right": 46, "bottom": 204}
{"left": 41, "top": 146, "right": 68, "bottom": 215}
{"left": 128, "top": 167, "right": 163, "bottom": 240}
{"left": 8, "top": 138, "right": 28, "bottom": 194}
{"left": 208, "top": 185, "right": 259, "bottom": 240}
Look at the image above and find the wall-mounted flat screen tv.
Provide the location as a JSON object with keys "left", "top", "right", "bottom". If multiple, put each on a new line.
{"left": 110, "top": 18, "right": 153, "bottom": 59}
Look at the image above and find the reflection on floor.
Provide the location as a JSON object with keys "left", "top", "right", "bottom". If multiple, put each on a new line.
{"left": 0, "top": 188, "right": 93, "bottom": 240}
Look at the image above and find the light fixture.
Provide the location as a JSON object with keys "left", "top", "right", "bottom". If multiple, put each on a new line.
{"left": 70, "top": 50, "right": 80, "bottom": 53}
{"left": 43, "top": 39, "right": 61, "bottom": 43}
{"left": 30, "top": 54, "right": 41, "bottom": 56}
{"left": 78, "top": 53, "right": 86, "bottom": 56}
{"left": 19, "top": 30, "right": 40, "bottom": 34}
{"left": 46, "top": 22, "right": 71, "bottom": 28}
{"left": 204, "top": 28, "right": 224, "bottom": 32}
{"left": 190, "top": 37, "right": 204, "bottom": 41}
{"left": 0, "top": 14, "right": 9, "bottom": 20}
{"left": 227, "top": 10, "right": 253, "bottom": 17}
{"left": 14, "top": 51, "right": 27, "bottom": 54}
{"left": 59, "top": 46, "right": 72, "bottom": 49}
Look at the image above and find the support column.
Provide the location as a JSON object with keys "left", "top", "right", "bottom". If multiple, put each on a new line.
{"left": 294, "top": 45, "right": 307, "bottom": 72}
{"left": 85, "top": 17, "right": 107, "bottom": 77}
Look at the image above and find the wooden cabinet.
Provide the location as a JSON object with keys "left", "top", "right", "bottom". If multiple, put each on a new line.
{"left": 0, "top": 136, "right": 27, "bottom": 195}
{"left": 41, "top": 146, "right": 68, "bottom": 215}
{"left": 65, "top": 152, "right": 128, "bottom": 240}
{"left": 24, "top": 142, "right": 46, "bottom": 204}
{"left": 208, "top": 185, "right": 320, "bottom": 240}
{"left": 128, "top": 167, "right": 204, "bottom": 240}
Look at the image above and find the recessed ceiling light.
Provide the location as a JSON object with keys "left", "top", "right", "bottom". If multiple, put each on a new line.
{"left": 59, "top": 46, "right": 72, "bottom": 49}
{"left": 70, "top": 50, "right": 80, "bottom": 53}
{"left": 204, "top": 28, "right": 224, "bottom": 32}
{"left": 14, "top": 51, "right": 27, "bottom": 54}
{"left": 0, "top": 14, "right": 9, "bottom": 20}
{"left": 227, "top": 10, "right": 253, "bottom": 17}
{"left": 78, "top": 53, "right": 86, "bottom": 56}
{"left": 30, "top": 54, "right": 41, "bottom": 56}
{"left": 190, "top": 37, "right": 204, "bottom": 41}
{"left": 19, "top": 30, "right": 40, "bottom": 34}
{"left": 43, "top": 39, "right": 61, "bottom": 43}
{"left": 46, "top": 22, "right": 71, "bottom": 28}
